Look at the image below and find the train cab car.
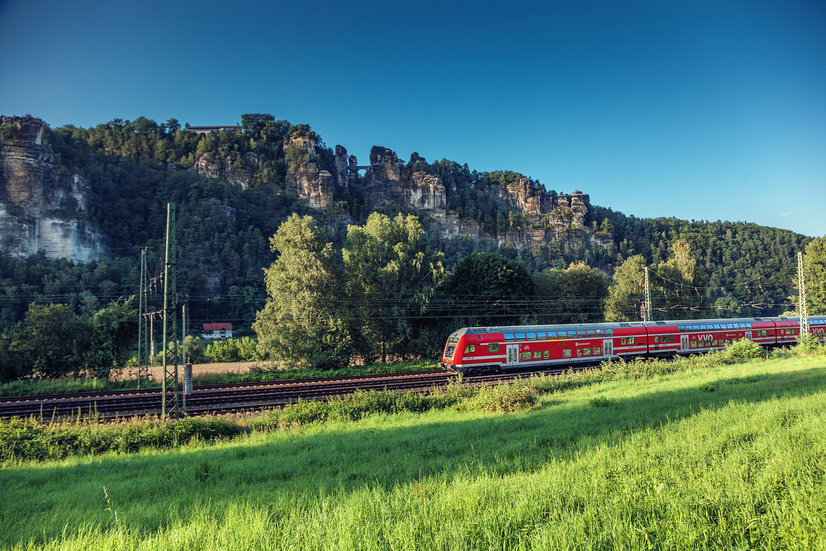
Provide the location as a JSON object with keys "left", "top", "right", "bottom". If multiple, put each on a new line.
{"left": 674, "top": 318, "right": 758, "bottom": 354}
{"left": 440, "top": 323, "right": 621, "bottom": 374}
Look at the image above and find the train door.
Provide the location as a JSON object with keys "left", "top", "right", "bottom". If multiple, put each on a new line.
{"left": 506, "top": 344, "right": 519, "bottom": 367}
{"left": 745, "top": 331, "right": 752, "bottom": 341}
{"left": 681, "top": 335, "right": 689, "bottom": 351}
{"left": 603, "top": 339, "right": 613, "bottom": 358}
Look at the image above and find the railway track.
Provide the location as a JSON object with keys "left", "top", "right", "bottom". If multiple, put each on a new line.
{"left": 0, "top": 364, "right": 596, "bottom": 421}
{"left": 0, "top": 371, "right": 455, "bottom": 420}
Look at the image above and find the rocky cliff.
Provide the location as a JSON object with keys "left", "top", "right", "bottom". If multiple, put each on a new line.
{"left": 284, "top": 137, "right": 610, "bottom": 248}
{"left": 0, "top": 116, "right": 110, "bottom": 261}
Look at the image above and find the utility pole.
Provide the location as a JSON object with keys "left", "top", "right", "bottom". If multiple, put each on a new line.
{"left": 644, "top": 266, "right": 652, "bottom": 322}
{"left": 798, "top": 251, "right": 809, "bottom": 338}
{"left": 162, "top": 203, "right": 180, "bottom": 419}
{"left": 137, "top": 248, "right": 149, "bottom": 389}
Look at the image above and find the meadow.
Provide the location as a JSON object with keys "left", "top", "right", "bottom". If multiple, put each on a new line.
{"left": 1, "top": 348, "right": 825, "bottom": 550}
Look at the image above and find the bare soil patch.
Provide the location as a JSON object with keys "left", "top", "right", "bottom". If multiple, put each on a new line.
{"left": 110, "top": 362, "right": 258, "bottom": 382}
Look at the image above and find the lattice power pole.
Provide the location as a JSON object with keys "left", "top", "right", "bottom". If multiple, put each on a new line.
{"left": 162, "top": 203, "right": 180, "bottom": 419}
{"left": 798, "top": 251, "right": 809, "bottom": 338}
{"left": 137, "top": 248, "right": 150, "bottom": 389}
{"left": 644, "top": 266, "right": 652, "bottom": 322}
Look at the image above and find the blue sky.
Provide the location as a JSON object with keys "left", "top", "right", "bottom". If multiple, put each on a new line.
{"left": 1, "top": 0, "right": 824, "bottom": 237}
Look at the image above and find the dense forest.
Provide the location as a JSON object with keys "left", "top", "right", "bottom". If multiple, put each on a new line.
{"left": 0, "top": 113, "right": 821, "bottom": 376}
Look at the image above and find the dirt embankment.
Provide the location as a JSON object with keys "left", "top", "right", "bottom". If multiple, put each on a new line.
{"left": 110, "top": 362, "right": 259, "bottom": 382}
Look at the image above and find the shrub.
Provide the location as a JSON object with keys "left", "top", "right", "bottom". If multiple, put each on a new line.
{"left": 725, "top": 338, "right": 766, "bottom": 362}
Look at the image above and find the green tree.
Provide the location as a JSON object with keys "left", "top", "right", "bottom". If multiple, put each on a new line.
{"left": 654, "top": 240, "right": 707, "bottom": 318}
{"left": 86, "top": 298, "right": 137, "bottom": 378}
{"left": 343, "top": 213, "right": 444, "bottom": 363}
{"left": 8, "top": 303, "right": 91, "bottom": 379}
{"left": 534, "top": 262, "right": 610, "bottom": 324}
{"left": 253, "top": 214, "right": 350, "bottom": 368}
{"left": 604, "top": 255, "right": 647, "bottom": 321}
{"left": 440, "top": 252, "right": 533, "bottom": 328}
{"left": 804, "top": 237, "right": 826, "bottom": 314}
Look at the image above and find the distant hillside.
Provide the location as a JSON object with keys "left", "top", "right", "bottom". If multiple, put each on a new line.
{"left": 0, "top": 114, "right": 810, "bottom": 332}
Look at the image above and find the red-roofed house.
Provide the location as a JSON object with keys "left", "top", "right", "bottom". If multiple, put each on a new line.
{"left": 201, "top": 323, "right": 233, "bottom": 340}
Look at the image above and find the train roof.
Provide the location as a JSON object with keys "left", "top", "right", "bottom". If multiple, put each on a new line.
{"left": 448, "top": 315, "right": 826, "bottom": 337}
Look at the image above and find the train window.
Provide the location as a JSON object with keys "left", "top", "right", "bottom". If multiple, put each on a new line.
{"left": 692, "top": 325, "right": 700, "bottom": 331}
{"left": 548, "top": 331, "right": 557, "bottom": 338}
{"left": 587, "top": 330, "right": 596, "bottom": 337}
{"left": 488, "top": 343, "right": 499, "bottom": 353}
{"left": 504, "top": 333, "right": 514, "bottom": 341}
{"left": 679, "top": 326, "right": 686, "bottom": 332}
{"left": 690, "top": 341, "right": 697, "bottom": 349}
{"left": 654, "top": 336, "right": 660, "bottom": 343}
{"left": 577, "top": 330, "right": 586, "bottom": 338}
{"left": 629, "top": 336, "right": 635, "bottom": 345}
{"left": 562, "top": 349, "right": 572, "bottom": 358}
{"left": 607, "top": 329, "right": 614, "bottom": 336}
{"left": 596, "top": 329, "right": 605, "bottom": 337}
{"left": 464, "top": 345, "right": 476, "bottom": 354}
{"left": 537, "top": 331, "right": 547, "bottom": 339}
{"left": 533, "top": 351, "right": 541, "bottom": 359}
{"left": 522, "top": 352, "right": 530, "bottom": 361}
{"left": 726, "top": 324, "right": 734, "bottom": 329}
{"left": 516, "top": 332, "right": 526, "bottom": 340}
{"left": 621, "top": 337, "right": 626, "bottom": 345}
{"left": 583, "top": 348, "right": 591, "bottom": 356}
{"left": 576, "top": 348, "right": 583, "bottom": 357}
{"left": 700, "top": 325, "right": 708, "bottom": 331}
{"left": 593, "top": 347, "right": 601, "bottom": 355}
{"left": 543, "top": 350, "right": 550, "bottom": 359}
{"left": 527, "top": 332, "right": 536, "bottom": 340}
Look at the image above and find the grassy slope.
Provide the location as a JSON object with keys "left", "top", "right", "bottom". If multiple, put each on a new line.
{"left": 1, "top": 356, "right": 825, "bottom": 550}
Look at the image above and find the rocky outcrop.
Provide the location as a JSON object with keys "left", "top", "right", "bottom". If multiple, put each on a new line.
{"left": 0, "top": 116, "right": 110, "bottom": 262}
{"left": 406, "top": 172, "right": 446, "bottom": 210}
{"left": 193, "top": 152, "right": 257, "bottom": 188}
{"left": 284, "top": 132, "right": 334, "bottom": 209}
{"left": 505, "top": 178, "right": 552, "bottom": 216}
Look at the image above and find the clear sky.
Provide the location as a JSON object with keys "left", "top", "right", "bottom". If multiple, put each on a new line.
{"left": 1, "top": 0, "right": 824, "bottom": 237}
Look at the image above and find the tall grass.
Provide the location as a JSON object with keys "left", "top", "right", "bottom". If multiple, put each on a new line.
{"left": 1, "top": 348, "right": 825, "bottom": 549}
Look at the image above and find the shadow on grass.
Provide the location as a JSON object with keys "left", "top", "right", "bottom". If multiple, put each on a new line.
{"left": 2, "top": 364, "right": 825, "bottom": 544}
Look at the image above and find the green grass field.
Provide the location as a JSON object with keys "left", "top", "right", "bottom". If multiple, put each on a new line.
{"left": 1, "top": 353, "right": 825, "bottom": 550}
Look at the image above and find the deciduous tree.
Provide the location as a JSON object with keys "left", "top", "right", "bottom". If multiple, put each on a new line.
{"left": 253, "top": 214, "right": 350, "bottom": 368}
{"left": 343, "top": 213, "right": 443, "bottom": 363}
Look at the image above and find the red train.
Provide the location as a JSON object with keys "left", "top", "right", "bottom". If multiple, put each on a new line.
{"left": 439, "top": 316, "right": 826, "bottom": 374}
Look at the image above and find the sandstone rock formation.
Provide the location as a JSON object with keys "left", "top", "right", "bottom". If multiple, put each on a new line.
{"left": 284, "top": 132, "right": 334, "bottom": 209}
{"left": 0, "top": 116, "right": 110, "bottom": 262}
{"left": 193, "top": 152, "right": 258, "bottom": 188}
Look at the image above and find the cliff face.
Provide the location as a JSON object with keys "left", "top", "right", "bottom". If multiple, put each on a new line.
{"left": 280, "top": 137, "right": 610, "bottom": 247}
{"left": 0, "top": 116, "right": 110, "bottom": 262}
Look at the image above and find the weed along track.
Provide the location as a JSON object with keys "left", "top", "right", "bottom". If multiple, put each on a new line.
{"left": 0, "top": 366, "right": 598, "bottom": 420}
